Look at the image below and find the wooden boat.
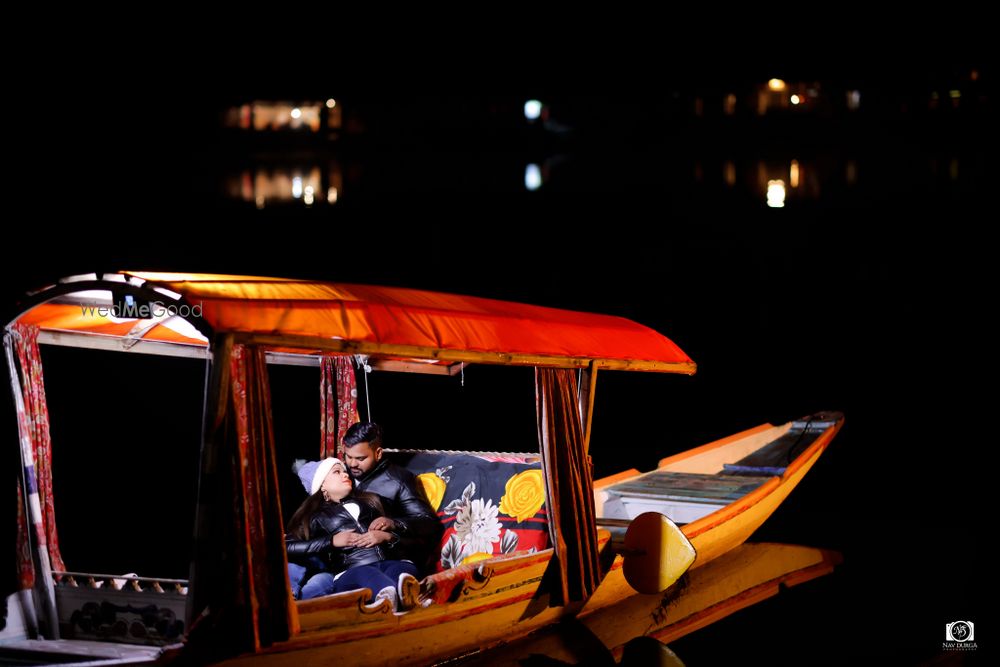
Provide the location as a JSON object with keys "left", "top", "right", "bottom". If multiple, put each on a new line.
{"left": 1, "top": 272, "right": 843, "bottom": 665}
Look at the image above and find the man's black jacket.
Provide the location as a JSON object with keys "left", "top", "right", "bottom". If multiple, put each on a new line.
{"left": 353, "top": 458, "right": 441, "bottom": 569}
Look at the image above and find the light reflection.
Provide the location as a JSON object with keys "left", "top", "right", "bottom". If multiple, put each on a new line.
{"left": 766, "top": 180, "right": 786, "bottom": 208}
{"left": 327, "top": 187, "right": 339, "bottom": 204}
{"left": 525, "top": 164, "right": 542, "bottom": 190}
{"left": 724, "top": 93, "right": 737, "bottom": 115}
{"left": 228, "top": 165, "right": 333, "bottom": 207}
{"left": 847, "top": 90, "right": 861, "bottom": 110}
{"left": 790, "top": 160, "right": 800, "bottom": 188}
{"left": 724, "top": 160, "right": 736, "bottom": 187}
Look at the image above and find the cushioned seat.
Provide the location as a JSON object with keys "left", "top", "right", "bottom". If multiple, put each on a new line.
{"left": 388, "top": 452, "right": 551, "bottom": 572}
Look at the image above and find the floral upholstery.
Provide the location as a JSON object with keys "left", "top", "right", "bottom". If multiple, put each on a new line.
{"left": 390, "top": 452, "right": 551, "bottom": 572}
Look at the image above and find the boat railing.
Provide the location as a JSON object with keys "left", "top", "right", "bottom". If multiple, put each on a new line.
{"left": 48, "top": 571, "right": 189, "bottom": 645}
{"left": 52, "top": 571, "right": 189, "bottom": 594}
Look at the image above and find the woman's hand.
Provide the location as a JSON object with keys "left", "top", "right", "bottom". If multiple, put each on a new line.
{"left": 331, "top": 531, "right": 358, "bottom": 547}
{"left": 350, "top": 530, "right": 392, "bottom": 548}
{"left": 369, "top": 517, "right": 397, "bottom": 532}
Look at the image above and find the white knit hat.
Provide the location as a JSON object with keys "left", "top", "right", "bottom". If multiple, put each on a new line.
{"left": 295, "top": 457, "right": 344, "bottom": 495}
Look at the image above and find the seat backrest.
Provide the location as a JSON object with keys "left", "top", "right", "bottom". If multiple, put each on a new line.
{"left": 388, "top": 451, "right": 551, "bottom": 572}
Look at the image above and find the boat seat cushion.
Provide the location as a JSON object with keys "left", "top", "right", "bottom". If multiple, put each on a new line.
{"left": 389, "top": 452, "right": 550, "bottom": 572}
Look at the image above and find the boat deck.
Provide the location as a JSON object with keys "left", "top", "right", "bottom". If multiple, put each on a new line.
{"left": 0, "top": 638, "right": 166, "bottom": 665}
{"left": 606, "top": 471, "right": 769, "bottom": 504}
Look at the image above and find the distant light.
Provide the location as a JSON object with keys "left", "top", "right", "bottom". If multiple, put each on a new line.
{"left": 326, "top": 98, "right": 337, "bottom": 109}
{"left": 256, "top": 194, "right": 265, "bottom": 209}
{"left": 768, "top": 79, "right": 786, "bottom": 91}
{"left": 525, "top": 164, "right": 542, "bottom": 191}
{"left": 304, "top": 186, "right": 315, "bottom": 206}
{"left": 970, "top": 69, "right": 979, "bottom": 81}
{"left": 790, "top": 160, "right": 800, "bottom": 188}
{"left": 291, "top": 108, "right": 302, "bottom": 119}
{"left": 845, "top": 160, "right": 857, "bottom": 185}
{"left": 790, "top": 94, "right": 801, "bottom": 105}
{"left": 327, "top": 187, "right": 339, "bottom": 203}
{"left": 724, "top": 93, "right": 737, "bottom": 116}
{"left": 524, "top": 100, "right": 542, "bottom": 121}
{"left": 930, "top": 91, "right": 940, "bottom": 100}
{"left": 948, "top": 89, "right": 961, "bottom": 99}
{"left": 723, "top": 160, "right": 736, "bottom": 187}
{"left": 766, "top": 179, "right": 786, "bottom": 208}
{"left": 292, "top": 176, "right": 303, "bottom": 198}
{"left": 847, "top": 90, "right": 861, "bottom": 111}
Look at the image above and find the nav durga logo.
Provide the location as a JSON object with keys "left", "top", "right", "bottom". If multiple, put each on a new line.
{"left": 946, "top": 621, "right": 974, "bottom": 642}
{"left": 943, "top": 620, "right": 976, "bottom": 651}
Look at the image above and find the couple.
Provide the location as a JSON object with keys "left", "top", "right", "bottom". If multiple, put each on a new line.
{"left": 286, "top": 423, "right": 440, "bottom": 611}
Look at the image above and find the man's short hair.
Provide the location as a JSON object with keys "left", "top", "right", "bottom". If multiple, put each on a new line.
{"left": 344, "top": 422, "right": 383, "bottom": 448}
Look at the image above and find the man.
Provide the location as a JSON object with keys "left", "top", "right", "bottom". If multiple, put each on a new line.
{"left": 342, "top": 422, "right": 441, "bottom": 572}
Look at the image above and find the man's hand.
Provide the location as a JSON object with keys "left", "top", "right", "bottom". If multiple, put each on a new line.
{"left": 369, "top": 517, "right": 397, "bottom": 532}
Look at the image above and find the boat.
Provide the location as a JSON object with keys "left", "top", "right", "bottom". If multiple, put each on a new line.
{"left": 1, "top": 272, "right": 843, "bottom": 665}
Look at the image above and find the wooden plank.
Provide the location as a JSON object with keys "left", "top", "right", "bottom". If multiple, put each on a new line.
{"left": 582, "top": 363, "right": 598, "bottom": 454}
{"left": 37, "top": 330, "right": 210, "bottom": 359}
{"left": 593, "top": 468, "right": 641, "bottom": 489}
{"left": 607, "top": 471, "right": 768, "bottom": 503}
{"left": 234, "top": 333, "right": 696, "bottom": 374}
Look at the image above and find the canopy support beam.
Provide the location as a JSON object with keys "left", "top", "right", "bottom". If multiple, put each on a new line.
{"left": 234, "top": 333, "right": 697, "bottom": 375}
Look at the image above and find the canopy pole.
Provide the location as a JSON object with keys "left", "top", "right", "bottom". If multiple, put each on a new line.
{"left": 579, "top": 361, "right": 599, "bottom": 454}
{"left": 3, "top": 332, "right": 59, "bottom": 639}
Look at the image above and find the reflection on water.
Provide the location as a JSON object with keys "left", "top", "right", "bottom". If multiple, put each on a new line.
{"left": 215, "top": 150, "right": 967, "bottom": 210}
{"left": 223, "top": 162, "right": 343, "bottom": 209}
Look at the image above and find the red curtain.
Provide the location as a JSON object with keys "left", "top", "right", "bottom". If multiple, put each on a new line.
{"left": 320, "top": 355, "right": 358, "bottom": 458}
{"left": 536, "top": 367, "right": 600, "bottom": 604}
{"left": 11, "top": 323, "right": 65, "bottom": 589}
{"left": 186, "top": 342, "right": 294, "bottom": 658}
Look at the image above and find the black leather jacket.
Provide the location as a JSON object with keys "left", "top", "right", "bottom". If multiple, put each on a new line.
{"left": 285, "top": 496, "right": 411, "bottom": 572}
{"left": 353, "top": 459, "right": 441, "bottom": 565}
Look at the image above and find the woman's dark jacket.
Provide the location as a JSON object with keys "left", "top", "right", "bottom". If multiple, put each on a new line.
{"left": 285, "top": 495, "right": 416, "bottom": 573}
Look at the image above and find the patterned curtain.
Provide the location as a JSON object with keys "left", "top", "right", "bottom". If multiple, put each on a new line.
{"left": 535, "top": 367, "right": 600, "bottom": 604}
{"left": 11, "top": 323, "right": 66, "bottom": 589}
{"left": 320, "top": 356, "right": 358, "bottom": 458}
{"left": 186, "top": 341, "right": 294, "bottom": 659}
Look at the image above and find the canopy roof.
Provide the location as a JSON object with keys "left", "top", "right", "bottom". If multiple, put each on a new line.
{"left": 6, "top": 272, "right": 695, "bottom": 374}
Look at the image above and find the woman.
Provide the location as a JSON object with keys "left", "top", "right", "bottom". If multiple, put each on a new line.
{"left": 286, "top": 457, "right": 421, "bottom": 610}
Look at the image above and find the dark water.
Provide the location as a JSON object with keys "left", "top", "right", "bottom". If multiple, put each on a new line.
{"left": 2, "top": 85, "right": 987, "bottom": 664}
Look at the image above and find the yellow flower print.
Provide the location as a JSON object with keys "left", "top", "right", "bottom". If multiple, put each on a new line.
{"left": 499, "top": 469, "right": 545, "bottom": 523}
{"left": 417, "top": 472, "right": 446, "bottom": 511}
{"left": 461, "top": 552, "right": 493, "bottom": 565}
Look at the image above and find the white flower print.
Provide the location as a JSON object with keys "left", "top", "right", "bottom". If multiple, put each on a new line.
{"left": 453, "top": 497, "right": 501, "bottom": 553}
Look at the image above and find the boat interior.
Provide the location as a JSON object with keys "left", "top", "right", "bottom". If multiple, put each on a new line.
{"left": 595, "top": 413, "right": 840, "bottom": 535}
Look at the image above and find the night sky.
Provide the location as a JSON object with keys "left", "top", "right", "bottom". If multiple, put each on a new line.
{"left": 2, "top": 52, "right": 988, "bottom": 665}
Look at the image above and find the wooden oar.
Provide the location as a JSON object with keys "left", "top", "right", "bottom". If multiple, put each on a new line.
{"left": 597, "top": 513, "right": 696, "bottom": 594}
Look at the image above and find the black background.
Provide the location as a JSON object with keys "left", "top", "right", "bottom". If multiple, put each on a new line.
{"left": 1, "top": 41, "right": 988, "bottom": 665}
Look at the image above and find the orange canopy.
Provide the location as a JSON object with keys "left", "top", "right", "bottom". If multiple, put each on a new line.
{"left": 7, "top": 272, "right": 695, "bottom": 373}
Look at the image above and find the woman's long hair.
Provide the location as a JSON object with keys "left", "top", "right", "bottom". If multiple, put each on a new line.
{"left": 285, "top": 490, "right": 386, "bottom": 540}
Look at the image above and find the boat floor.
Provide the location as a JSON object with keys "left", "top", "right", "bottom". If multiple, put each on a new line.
{"left": 606, "top": 471, "right": 770, "bottom": 505}
{"left": 0, "top": 638, "right": 166, "bottom": 665}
